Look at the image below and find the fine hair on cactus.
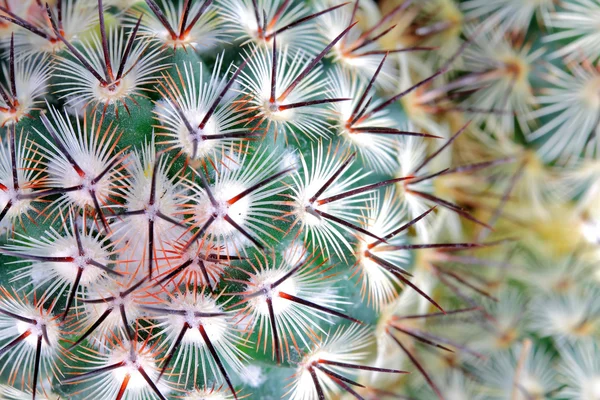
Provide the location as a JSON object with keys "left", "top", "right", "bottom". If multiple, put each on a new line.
{"left": 0, "top": 0, "right": 598, "bottom": 400}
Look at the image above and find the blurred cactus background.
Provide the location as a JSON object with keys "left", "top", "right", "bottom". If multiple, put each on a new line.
{"left": 0, "top": 0, "right": 597, "bottom": 399}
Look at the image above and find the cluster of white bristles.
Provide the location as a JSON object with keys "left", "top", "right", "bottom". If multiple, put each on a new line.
{"left": 0, "top": 0, "right": 599, "bottom": 399}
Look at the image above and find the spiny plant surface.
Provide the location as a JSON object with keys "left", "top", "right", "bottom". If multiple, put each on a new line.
{"left": 0, "top": 0, "right": 597, "bottom": 400}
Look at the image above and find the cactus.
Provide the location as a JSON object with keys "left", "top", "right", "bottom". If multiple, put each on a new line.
{"left": 0, "top": 0, "right": 597, "bottom": 399}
